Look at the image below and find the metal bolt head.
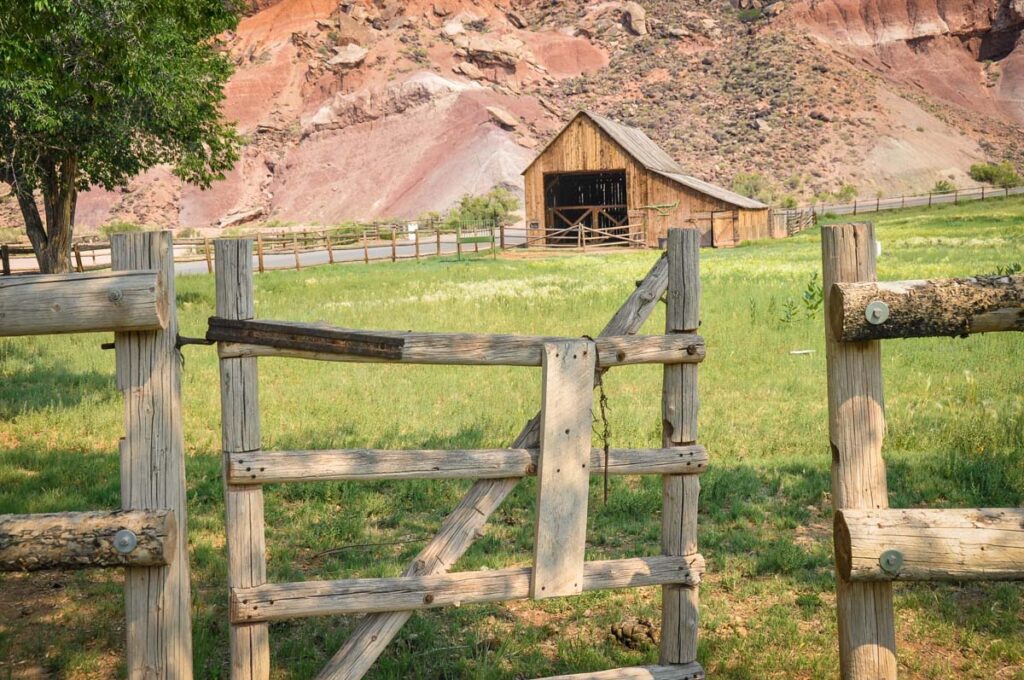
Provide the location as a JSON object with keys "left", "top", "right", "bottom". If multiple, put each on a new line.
{"left": 865, "top": 300, "right": 889, "bottom": 325}
{"left": 879, "top": 549, "right": 903, "bottom": 575}
{"left": 113, "top": 529, "right": 138, "bottom": 554}
{"left": 108, "top": 288, "right": 124, "bottom": 304}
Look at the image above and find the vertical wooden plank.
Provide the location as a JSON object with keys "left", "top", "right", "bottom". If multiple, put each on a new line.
{"left": 821, "top": 223, "right": 897, "bottom": 680}
{"left": 391, "top": 227, "right": 397, "bottom": 262}
{"left": 73, "top": 243, "right": 84, "bottom": 272}
{"left": 531, "top": 339, "right": 596, "bottom": 599}
{"left": 293, "top": 234, "right": 301, "bottom": 270}
{"left": 456, "top": 225, "right": 463, "bottom": 259}
{"left": 414, "top": 229, "right": 420, "bottom": 260}
{"left": 204, "top": 238, "right": 213, "bottom": 273}
{"left": 112, "top": 231, "right": 193, "bottom": 680}
{"left": 661, "top": 228, "right": 700, "bottom": 666}
{"left": 256, "top": 234, "right": 265, "bottom": 273}
{"left": 215, "top": 239, "right": 271, "bottom": 680}
{"left": 2, "top": 244, "right": 11, "bottom": 276}
{"left": 326, "top": 233, "right": 334, "bottom": 264}
{"left": 363, "top": 231, "right": 369, "bottom": 264}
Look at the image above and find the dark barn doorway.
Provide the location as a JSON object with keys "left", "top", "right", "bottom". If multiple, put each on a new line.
{"left": 543, "top": 170, "right": 629, "bottom": 246}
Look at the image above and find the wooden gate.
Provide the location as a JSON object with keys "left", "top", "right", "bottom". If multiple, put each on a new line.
{"left": 211, "top": 229, "right": 707, "bottom": 679}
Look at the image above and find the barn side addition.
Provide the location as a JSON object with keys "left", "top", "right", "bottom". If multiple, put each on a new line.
{"left": 821, "top": 223, "right": 1024, "bottom": 680}
{"left": 208, "top": 229, "right": 707, "bottom": 679}
{"left": 0, "top": 232, "right": 193, "bottom": 679}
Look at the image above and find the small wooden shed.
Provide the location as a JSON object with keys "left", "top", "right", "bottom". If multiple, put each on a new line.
{"left": 522, "top": 111, "right": 770, "bottom": 247}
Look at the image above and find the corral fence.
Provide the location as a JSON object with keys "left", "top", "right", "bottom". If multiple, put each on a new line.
{"left": 813, "top": 184, "right": 1024, "bottom": 217}
{"left": 0, "top": 232, "right": 193, "bottom": 678}
{"left": 821, "top": 223, "right": 1024, "bottom": 679}
{"left": 208, "top": 230, "right": 707, "bottom": 679}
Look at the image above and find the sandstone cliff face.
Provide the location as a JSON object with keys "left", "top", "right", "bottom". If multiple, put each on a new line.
{"left": 5, "top": 0, "right": 1019, "bottom": 233}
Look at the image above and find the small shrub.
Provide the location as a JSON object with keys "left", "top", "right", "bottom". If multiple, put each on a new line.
{"left": 779, "top": 195, "right": 798, "bottom": 209}
{"left": 834, "top": 184, "right": 858, "bottom": 202}
{"left": 100, "top": 221, "right": 144, "bottom": 237}
{"left": 931, "top": 179, "right": 956, "bottom": 194}
{"left": 969, "top": 161, "right": 1023, "bottom": 189}
{"left": 737, "top": 7, "right": 763, "bottom": 22}
{"left": 732, "top": 172, "right": 774, "bottom": 203}
{"left": 177, "top": 227, "right": 200, "bottom": 239}
{"left": 801, "top": 272, "right": 824, "bottom": 318}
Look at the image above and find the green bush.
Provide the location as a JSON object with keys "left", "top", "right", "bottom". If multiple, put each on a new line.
{"left": 444, "top": 187, "right": 520, "bottom": 229}
{"left": 969, "top": 161, "right": 1023, "bottom": 189}
{"left": 779, "top": 195, "right": 798, "bottom": 209}
{"left": 834, "top": 184, "right": 858, "bottom": 202}
{"left": 732, "top": 172, "right": 773, "bottom": 203}
{"left": 931, "top": 179, "right": 956, "bottom": 194}
{"left": 100, "top": 221, "right": 144, "bottom": 237}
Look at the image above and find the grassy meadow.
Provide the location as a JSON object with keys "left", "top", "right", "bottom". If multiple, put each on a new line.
{"left": 1, "top": 197, "right": 1023, "bottom": 678}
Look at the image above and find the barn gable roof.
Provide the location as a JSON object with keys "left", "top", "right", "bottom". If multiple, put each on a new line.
{"left": 524, "top": 111, "right": 768, "bottom": 210}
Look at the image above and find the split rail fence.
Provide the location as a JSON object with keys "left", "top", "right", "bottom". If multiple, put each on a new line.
{"left": 0, "top": 231, "right": 193, "bottom": 679}
{"left": 821, "top": 222, "right": 1024, "bottom": 680}
{"left": 208, "top": 228, "right": 707, "bottom": 679}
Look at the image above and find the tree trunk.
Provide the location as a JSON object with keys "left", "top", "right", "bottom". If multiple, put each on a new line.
{"left": 6, "top": 157, "right": 77, "bottom": 274}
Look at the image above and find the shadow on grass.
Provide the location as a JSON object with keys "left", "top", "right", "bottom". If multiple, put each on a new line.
{"left": 0, "top": 340, "right": 116, "bottom": 418}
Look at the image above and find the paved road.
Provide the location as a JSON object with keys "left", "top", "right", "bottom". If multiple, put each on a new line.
{"left": 6, "top": 230, "right": 528, "bottom": 276}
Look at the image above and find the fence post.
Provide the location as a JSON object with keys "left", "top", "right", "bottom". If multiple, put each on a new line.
{"left": 256, "top": 234, "right": 265, "bottom": 273}
{"left": 821, "top": 223, "right": 897, "bottom": 680}
{"left": 326, "top": 233, "right": 334, "bottom": 265}
{"left": 73, "top": 243, "right": 84, "bottom": 272}
{"left": 111, "top": 231, "right": 193, "bottom": 680}
{"left": 490, "top": 224, "right": 497, "bottom": 260}
{"left": 954, "top": 190, "right": 959, "bottom": 205}
{"left": 363, "top": 231, "right": 369, "bottom": 264}
{"left": 456, "top": 225, "right": 463, "bottom": 260}
{"left": 661, "top": 228, "right": 700, "bottom": 666}
{"left": 901, "top": 195, "right": 905, "bottom": 208}
{"left": 876, "top": 197, "right": 880, "bottom": 211}
{"left": 414, "top": 228, "right": 420, "bottom": 260}
{"left": 853, "top": 200, "right": 857, "bottom": 215}
{"left": 391, "top": 227, "right": 397, "bottom": 262}
{"left": 981, "top": 187, "right": 986, "bottom": 200}
{"left": 500, "top": 222, "right": 506, "bottom": 249}
{"left": 436, "top": 229, "right": 441, "bottom": 257}
{"left": 928, "top": 193, "right": 932, "bottom": 207}
{"left": 204, "top": 238, "right": 213, "bottom": 273}
{"left": 1, "top": 244, "right": 9, "bottom": 276}
{"left": 292, "top": 234, "right": 301, "bottom": 270}
{"left": 214, "top": 239, "right": 270, "bottom": 679}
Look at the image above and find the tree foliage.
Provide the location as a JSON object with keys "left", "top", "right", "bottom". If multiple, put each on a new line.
{"left": 443, "top": 187, "right": 521, "bottom": 228}
{"left": 969, "top": 162, "right": 1023, "bottom": 189}
{"left": 0, "top": 0, "right": 240, "bottom": 271}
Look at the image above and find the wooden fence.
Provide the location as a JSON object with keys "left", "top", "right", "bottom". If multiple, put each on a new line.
{"left": 821, "top": 223, "right": 1024, "bottom": 680}
{"left": 209, "top": 230, "right": 707, "bottom": 680}
{"left": 813, "top": 184, "right": 1024, "bottom": 217}
{"left": 0, "top": 232, "right": 193, "bottom": 679}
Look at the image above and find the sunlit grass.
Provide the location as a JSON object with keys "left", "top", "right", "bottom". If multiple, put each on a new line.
{"left": 1, "top": 196, "right": 1023, "bottom": 678}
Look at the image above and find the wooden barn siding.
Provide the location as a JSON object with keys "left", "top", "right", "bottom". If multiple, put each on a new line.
{"left": 524, "top": 116, "right": 768, "bottom": 247}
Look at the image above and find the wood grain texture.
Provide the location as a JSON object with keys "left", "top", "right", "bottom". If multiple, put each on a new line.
{"left": 821, "top": 223, "right": 897, "bottom": 680}
{"left": 0, "top": 510, "right": 175, "bottom": 571}
{"left": 215, "top": 239, "right": 270, "bottom": 680}
{"left": 232, "top": 554, "right": 705, "bottom": 622}
{"left": 317, "top": 254, "right": 672, "bottom": 680}
{"left": 112, "top": 231, "right": 192, "bottom": 680}
{"left": 835, "top": 508, "right": 1024, "bottom": 582}
{"left": 218, "top": 329, "right": 704, "bottom": 368}
{"left": 226, "top": 446, "right": 709, "bottom": 484}
{"left": 0, "top": 270, "right": 164, "bottom": 337}
{"left": 537, "top": 662, "right": 705, "bottom": 679}
{"left": 831, "top": 275, "right": 1024, "bottom": 341}
{"left": 661, "top": 228, "right": 702, "bottom": 666}
{"left": 532, "top": 340, "right": 596, "bottom": 599}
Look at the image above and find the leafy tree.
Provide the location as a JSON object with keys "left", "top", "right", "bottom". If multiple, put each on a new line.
{"left": 0, "top": 0, "right": 240, "bottom": 272}
{"left": 444, "top": 187, "right": 521, "bottom": 229}
{"left": 969, "top": 162, "right": 1022, "bottom": 189}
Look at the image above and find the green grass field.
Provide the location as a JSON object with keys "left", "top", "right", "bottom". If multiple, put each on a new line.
{"left": 2, "top": 197, "right": 1023, "bottom": 679}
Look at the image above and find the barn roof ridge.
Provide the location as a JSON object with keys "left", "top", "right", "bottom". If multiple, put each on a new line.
{"left": 523, "top": 110, "right": 768, "bottom": 210}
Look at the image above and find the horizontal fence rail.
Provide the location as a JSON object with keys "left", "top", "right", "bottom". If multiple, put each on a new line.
{"left": 0, "top": 270, "right": 166, "bottom": 337}
{"left": 209, "top": 319, "right": 706, "bottom": 368}
{"left": 230, "top": 554, "right": 706, "bottom": 623}
{"left": 226, "top": 445, "right": 709, "bottom": 484}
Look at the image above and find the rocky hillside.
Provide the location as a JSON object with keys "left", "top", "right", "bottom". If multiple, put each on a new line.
{"left": 3, "top": 0, "right": 1021, "bottom": 232}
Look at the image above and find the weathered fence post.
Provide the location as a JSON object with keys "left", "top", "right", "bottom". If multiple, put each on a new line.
{"left": 500, "top": 222, "right": 506, "bottom": 249}
{"left": 73, "top": 243, "right": 84, "bottom": 272}
{"left": 363, "top": 231, "right": 369, "bottom": 264}
{"left": 821, "top": 223, "right": 897, "bottom": 680}
{"left": 414, "top": 228, "right": 420, "bottom": 260}
{"left": 436, "top": 229, "right": 441, "bottom": 256}
{"left": 215, "top": 239, "right": 270, "bottom": 679}
{"left": 292, "top": 234, "right": 301, "bottom": 270}
{"left": 326, "top": 232, "right": 334, "bottom": 265}
{"left": 2, "top": 244, "right": 11, "bottom": 276}
{"left": 256, "top": 234, "right": 265, "bottom": 273}
{"left": 456, "top": 225, "right": 463, "bottom": 260}
{"left": 661, "top": 228, "right": 701, "bottom": 666}
{"left": 205, "top": 238, "right": 213, "bottom": 273}
{"left": 111, "top": 231, "right": 193, "bottom": 680}
{"left": 391, "top": 227, "right": 397, "bottom": 262}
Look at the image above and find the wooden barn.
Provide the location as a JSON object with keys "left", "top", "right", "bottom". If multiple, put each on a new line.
{"left": 522, "top": 111, "right": 771, "bottom": 248}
